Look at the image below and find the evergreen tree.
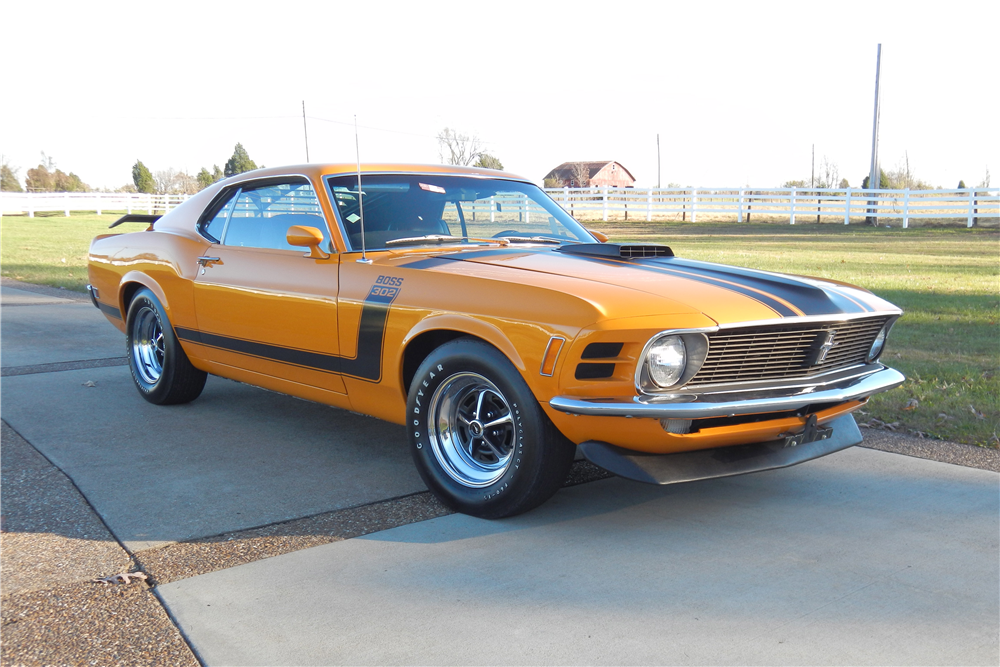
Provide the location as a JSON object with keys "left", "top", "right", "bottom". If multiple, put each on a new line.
{"left": 861, "top": 169, "right": 889, "bottom": 189}
{"left": 132, "top": 160, "right": 155, "bottom": 193}
{"left": 958, "top": 180, "right": 967, "bottom": 189}
{"left": 473, "top": 154, "right": 504, "bottom": 171}
{"left": 224, "top": 143, "right": 258, "bottom": 177}
{"left": 197, "top": 168, "right": 215, "bottom": 190}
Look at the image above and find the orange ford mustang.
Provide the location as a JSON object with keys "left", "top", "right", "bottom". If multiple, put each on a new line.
{"left": 87, "top": 164, "right": 904, "bottom": 518}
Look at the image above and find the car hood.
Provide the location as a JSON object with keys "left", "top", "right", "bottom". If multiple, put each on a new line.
{"left": 398, "top": 246, "right": 897, "bottom": 326}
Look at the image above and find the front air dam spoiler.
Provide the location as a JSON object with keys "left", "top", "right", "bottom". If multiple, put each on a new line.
{"left": 579, "top": 413, "right": 862, "bottom": 485}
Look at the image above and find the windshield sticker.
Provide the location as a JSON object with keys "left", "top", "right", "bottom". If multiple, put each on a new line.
{"left": 346, "top": 213, "right": 361, "bottom": 223}
{"left": 419, "top": 183, "right": 446, "bottom": 194}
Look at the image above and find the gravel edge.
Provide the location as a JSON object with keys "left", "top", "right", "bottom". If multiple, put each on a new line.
{"left": 858, "top": 428, "right": 999, "bottom": 472}
{"left": 0, "top": 421, "right": 200, "bottom": 667}
{"left": 1, "top": 277, "right": 90, "bottom": 302}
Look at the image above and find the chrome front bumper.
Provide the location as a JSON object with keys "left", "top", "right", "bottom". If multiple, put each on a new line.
{"left": 548, "top": 367, "right": 905, "bottom": 420}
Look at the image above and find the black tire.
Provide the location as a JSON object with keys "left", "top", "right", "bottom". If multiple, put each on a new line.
{"left": 125, "top": 288, "right": 207, "bottom": 405}
{"left": 407, "top": 338, "right": 575, "bottom": 518}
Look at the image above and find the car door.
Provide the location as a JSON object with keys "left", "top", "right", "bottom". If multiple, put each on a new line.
{"left": 190, "top": 177, "right": 346, "bottom": 394}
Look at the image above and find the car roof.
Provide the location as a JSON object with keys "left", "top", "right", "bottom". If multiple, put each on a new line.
{"left": 221, "top": 163, "right": 530, "bottom": 185}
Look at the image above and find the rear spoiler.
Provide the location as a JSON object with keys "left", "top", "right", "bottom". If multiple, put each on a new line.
{"left": 109, "top": 214, "right": 162, "bottom": 229}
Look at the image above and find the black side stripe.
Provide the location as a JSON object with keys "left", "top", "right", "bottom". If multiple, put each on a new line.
{"left": 394, "top": 257, "right": 456, "bottom": 270}
{"left": 97, "top": 301, "right": 122, "bottom": 319}
{"left": 176, "top": 284, "right": 399, "bottom": 382}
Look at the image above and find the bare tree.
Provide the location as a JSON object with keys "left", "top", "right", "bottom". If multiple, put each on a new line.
{"left": 887, "top": 152, "right": 913, "bottom": 190}
{"left": 437, "top": 128, "right": 483, "bottom": 166}
{"left": 816, "top": 156, "right": 839, "bottom": 190}
{"left": 154, "top": 168, "right": 200, "bottom": 195}
{"left": 977, "top": 167, "right": 991, "bottom": 189}
{"left": 571, "top": 162, "right": 590, "bottom": 188}
{"left": 154, "top": 168, "right": 178, "bottom": 195}
{"left": 886, "top": 152, "right": 934, "bottom": 190}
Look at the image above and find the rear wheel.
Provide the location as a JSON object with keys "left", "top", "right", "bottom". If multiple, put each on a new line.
{"left": 126, "top": 288, "right": 207, "bottom": 405}
{"left": 408, "top": 338, "right": 574, "bottom": 518}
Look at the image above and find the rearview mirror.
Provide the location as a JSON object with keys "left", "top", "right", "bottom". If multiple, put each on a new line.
{"left": 286, "top": 225, "right": 330, "bottom": 259}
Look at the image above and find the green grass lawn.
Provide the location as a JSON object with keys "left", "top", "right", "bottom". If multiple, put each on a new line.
{"left": 3, "top": 213, "right": 998, "bottom": 446}
{"left": 1, "top": 212, "right": 120, "bottom": 291}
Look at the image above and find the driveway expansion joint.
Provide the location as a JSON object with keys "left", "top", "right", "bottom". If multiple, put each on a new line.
{"left": 1, "top": 356, "right": 128, "bottom": 377}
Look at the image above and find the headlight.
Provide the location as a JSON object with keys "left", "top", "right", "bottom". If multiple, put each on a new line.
{"left": 867, "top": 325, "right": 888, "bottom": 362}
{"left": 646, "top": 335, "right": 687, "bottom": 387}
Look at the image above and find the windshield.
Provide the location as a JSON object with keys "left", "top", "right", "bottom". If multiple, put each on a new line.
{"left": 325, "top": 174, "right": 594, "bottom": 251}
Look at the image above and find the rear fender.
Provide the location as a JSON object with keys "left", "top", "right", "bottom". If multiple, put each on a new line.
{"left": 119, "top": 271, "right": 170, "bottom": 318}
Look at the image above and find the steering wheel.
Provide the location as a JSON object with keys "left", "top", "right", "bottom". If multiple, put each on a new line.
{"left": 491, "top": 230, "right": 520, "bottom": 238}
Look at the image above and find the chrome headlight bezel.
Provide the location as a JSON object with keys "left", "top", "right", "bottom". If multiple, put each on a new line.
{"left": 866, "top": 319, "right": 896, "bottom": 362}
{"left": 636, "top": 330, "right": 712, "bottom": 394}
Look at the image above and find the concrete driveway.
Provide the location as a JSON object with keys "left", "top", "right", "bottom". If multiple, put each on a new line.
{"left": 2, "top": 279, "right": 998, "bottom": 665}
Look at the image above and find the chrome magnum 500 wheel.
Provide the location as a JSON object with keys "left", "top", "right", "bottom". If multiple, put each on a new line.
{"left": 408, "top": 338, "right": 575, "bottom": 518}
{"left": 126, "top": 288, "right": 207, "bottom": 405}
{"left": 428, "top": 372, "right": 516, "bottom": 488}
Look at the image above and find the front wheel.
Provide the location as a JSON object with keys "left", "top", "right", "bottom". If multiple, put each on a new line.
{"left": 126, "top": 288, "right": 207, "bottom": 405}
{"left": 407, "top": 338, "right": 574, "bottom": 518}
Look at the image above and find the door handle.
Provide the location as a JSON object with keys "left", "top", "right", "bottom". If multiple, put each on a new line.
{"left": 197, "top": 256, "right": 221, "bottom": 267}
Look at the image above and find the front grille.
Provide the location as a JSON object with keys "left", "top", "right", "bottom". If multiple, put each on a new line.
{"left": 687, "top": 317, "right": 890, "bottom": 387}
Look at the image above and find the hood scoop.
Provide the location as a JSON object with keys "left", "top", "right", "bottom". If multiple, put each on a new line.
{"left": 558, "top": 243, "right": 674, "bottom": 260}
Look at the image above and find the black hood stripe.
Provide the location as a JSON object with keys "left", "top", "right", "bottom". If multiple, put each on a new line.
{"left": 397, "top": 246, "right": 868, "bottom": 318}
{"left": 176, "top": 283, "right": 398, "bottom": 382}
{"left": 656, "top": 257, "right": 870, "bottom": 315}
{"left": 636, "top": 262, "right": 801, "bottom": 317}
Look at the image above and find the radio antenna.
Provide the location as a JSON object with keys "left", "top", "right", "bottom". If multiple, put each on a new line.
{"left": 355, "top": 115, "right": 371, "bottom": 264}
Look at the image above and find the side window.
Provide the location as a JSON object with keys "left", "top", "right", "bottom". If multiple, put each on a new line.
{"left": 200, "top": 192, "right": 237, "bottom": 243}
{"left": 222, "top": 180, "right": 329, "bottom": 251}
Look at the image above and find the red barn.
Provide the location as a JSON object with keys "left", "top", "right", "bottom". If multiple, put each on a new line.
{"left": 544, "top": 161, "right": 635, "bottom": 188}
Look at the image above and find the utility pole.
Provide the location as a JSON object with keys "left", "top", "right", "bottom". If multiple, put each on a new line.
{"left": 866, "top": 44, "right": 882, "bottom": 225}
{"left": 811, "top": 144, "right": 815, "bottom": 189}
{"left": 812, "top": 143, "right": 819, "bottom": 223}
{"left": 657, "top": 134, "right": 661, "bottom": 189}
{"left": 302, "top": 100, "right": 310, "bottom": 163}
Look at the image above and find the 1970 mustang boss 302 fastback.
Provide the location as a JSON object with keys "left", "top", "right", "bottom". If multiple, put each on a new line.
{"left": 88, "top": 163, "right": 904, "bottom": 517}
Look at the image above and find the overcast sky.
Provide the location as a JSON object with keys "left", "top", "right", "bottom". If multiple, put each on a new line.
{"left": 2, "top": 0, "right": 997, "bottom": 190}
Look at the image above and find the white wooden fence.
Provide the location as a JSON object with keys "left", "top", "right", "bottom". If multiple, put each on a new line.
{"left": 2, "top": 188, "right": 998, "bottom": 228}
{"left": 544, "top": 186, "right": 999, "bottom": 228}
{"left": 0, "top": 192, "right": 191, "bottom": 217}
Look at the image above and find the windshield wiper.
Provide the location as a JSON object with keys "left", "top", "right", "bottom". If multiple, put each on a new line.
{"left": 384, "top": 234, "right": 501, "bottom": 248}
{"left": 383, "top": 234, "right": 582, "bottom": 248}
{"left": 494, "top": 236, "right": 577, "bottom": 244}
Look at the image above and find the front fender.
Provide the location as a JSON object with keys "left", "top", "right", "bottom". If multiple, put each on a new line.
{"left": 402, "top": 313, "right": 527, "bottom": 372}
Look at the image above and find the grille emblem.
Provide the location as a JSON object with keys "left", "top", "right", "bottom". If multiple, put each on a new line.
{"left": 815, "top": 331, "right": 838, "bottom": 364}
